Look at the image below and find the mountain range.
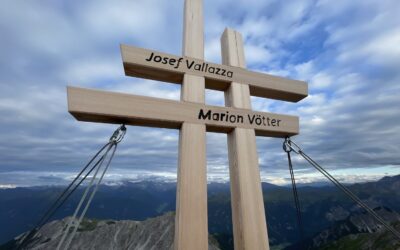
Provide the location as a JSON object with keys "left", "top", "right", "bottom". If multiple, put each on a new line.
{"left": 0, "top": 175, "right": 399, "bottom": 249}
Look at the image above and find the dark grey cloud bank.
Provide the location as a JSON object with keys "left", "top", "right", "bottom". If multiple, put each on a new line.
{"left": 0, "top": 0, "right": 399, "bottom": 186}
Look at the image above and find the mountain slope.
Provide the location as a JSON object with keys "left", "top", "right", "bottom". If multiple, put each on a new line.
{"left": 285, "top": 207, "right": 400, "bottom": 250}
{"left": 1, "top": 212, "right": 220, "bottom": 250}
{"left": 320, "top": 222, "right": 400, "bottom": 250}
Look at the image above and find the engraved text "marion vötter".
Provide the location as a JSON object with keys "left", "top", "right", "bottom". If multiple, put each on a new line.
{"left": 198, "top": 109, "right": 281, "bottom": 127}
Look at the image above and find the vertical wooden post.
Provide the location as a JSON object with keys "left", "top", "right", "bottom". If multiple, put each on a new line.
{"left": 221, "top": 28, "right": 270, "bottom": 250}
{"left": 174, "top": 0, "right": 208, "bottom": 250}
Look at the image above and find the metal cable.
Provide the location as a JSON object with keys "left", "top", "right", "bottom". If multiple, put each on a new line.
{"left": 62, "top": 144, "right": 118, "bottom": 250}
{"left": 284, "top": 137, "right": 400, "bottom": 241}
{"left": 283, "top": 138, "right": 305, "bottom": 248}
{"left": 56, "top": 143, "right": 114, "bottom": 250}
{"left": 57, "top": 125, "right": 126, "bottom": 249}
{"left": 18, "top": 125, "right": 126, "bottom": 250}
{"left": 300, "top": 151, "right": 400, "bottom": 241}
{"left": 36, "top": 142, "right": 111, "bottom": 227}
{"left": 287, "top": 152, "right": 305, "bottom": 248}
{"left": 17, "top": 142, "right": 112, "bottom": 250}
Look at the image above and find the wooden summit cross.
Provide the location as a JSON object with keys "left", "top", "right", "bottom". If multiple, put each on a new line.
{"left": 67, "top": 0, "right": 308, "bottom": 249}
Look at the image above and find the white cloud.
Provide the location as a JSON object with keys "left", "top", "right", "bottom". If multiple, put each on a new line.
{"left": 311, "top": 72, "right": 332, "bottom": 89}
{"left": 0, "top": 184, "right": 17, "bottom": 189}
{"left": 245, "top": 44, "right": 273, "bottom": 65}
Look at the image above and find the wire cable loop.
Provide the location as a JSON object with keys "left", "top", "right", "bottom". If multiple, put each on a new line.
{"left": 109, "top": 124, "right": 126, "bottom": 143}
{"left": 283, "top": 136, "right": 301, "bottom": 154}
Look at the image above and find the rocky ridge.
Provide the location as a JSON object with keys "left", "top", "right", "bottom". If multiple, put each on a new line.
{"left": 2, "top": 212, "right": 220, "bottom": 250}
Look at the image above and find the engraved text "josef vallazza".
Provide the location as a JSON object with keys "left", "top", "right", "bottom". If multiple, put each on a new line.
{"left": 145, "top": 52, "right": 233, "bottom": 78}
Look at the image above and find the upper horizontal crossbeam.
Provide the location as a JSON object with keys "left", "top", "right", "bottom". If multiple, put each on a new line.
{"left": 121, "top": 45, "right": 308, "bottom": 102}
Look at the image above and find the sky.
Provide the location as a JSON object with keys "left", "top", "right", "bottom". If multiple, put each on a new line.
{"left": 0, "top": 0, "right": 399, "bottom": 187}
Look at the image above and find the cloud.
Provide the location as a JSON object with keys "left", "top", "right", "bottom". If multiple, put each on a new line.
{"left": 0, "top": 0, "right": 399, "bottom": 187}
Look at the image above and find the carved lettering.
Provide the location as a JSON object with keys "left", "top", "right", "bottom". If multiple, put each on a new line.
{"left": 146, "top": 52, "right": 234, "bottom": 79}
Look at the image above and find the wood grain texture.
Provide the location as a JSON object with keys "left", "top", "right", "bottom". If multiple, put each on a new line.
{"left": 175, "top": 1, "right": 208, "bottom": 250}
{"left": 222, "top": 28, "right": 270, "bottom": 250}
{"left": 175, "top": 123, "right": 207, "bottom": 250}
{"left": 181, "top": 74, "right": 205, "bottom": 103}
{"left": 67, "top": 86, "right": 299, "bottom": 137}
{"left": 182, "top": 0, "right": 204, "bottom": 59}
{"left": 120, "top": 44, "right": 308, "bottom": 102}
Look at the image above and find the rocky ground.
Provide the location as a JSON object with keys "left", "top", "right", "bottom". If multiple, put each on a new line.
{"left": 1, "top": 212, "right": 220, "bottom": 250}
